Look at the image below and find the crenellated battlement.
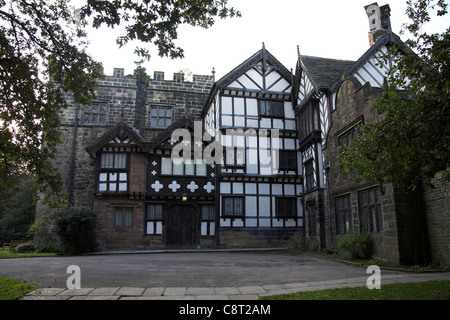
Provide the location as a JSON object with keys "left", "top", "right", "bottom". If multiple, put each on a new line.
{"left": 96, "top": 68, "right": 215, "bottom": 95}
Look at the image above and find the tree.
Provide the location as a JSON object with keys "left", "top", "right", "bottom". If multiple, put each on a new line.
{"left": 52, "top": 206, "right": 99, "bottom": 255}
{"left": 0, "top": 0, "right": 240, "bottom": 205}
{"left": 339, "top": 0, "right": 449, "bottom": 190}
{"left": 0, "top": 173, "right": 36, "bottom": 242}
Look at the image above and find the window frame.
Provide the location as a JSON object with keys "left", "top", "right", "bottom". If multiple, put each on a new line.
{"left": 115, "top": 207, "right": 133, "bottom": 228}
{"left": 304, "top": 160, "right": 315, "bottom": 191}
{"left": 149, "top": 105, "right": 174, "bottom": 129}
{"left": 224, "top": 146, "right": 246, "bottom": 169}
{"left": 258, "top": 100, "right": 284, "bottom": 118}
{"left": 358, "top": 187, "right": 383, "bottom": 234}
{"left": 146, "top": 203, "right": 163, "bottom": 235}
{"left": 278, "top": 151, "right": 297, "bottom": 171}
{"left": 222, "top": 196, "right": 245, "bottom": 218}
{"left": 275, "top": 197, "right": 297, "bottom": 219}
{"left": 336, "top": 194, "right": 352, "bottom": 234}
{"left": 161, "top": 157, "right": 207, "bottom": 176}
{"left": 97, "top": 152, "right": 130, "bottom": 193}
{"left": 82, "top": 103, "right": 107, "bottom": 125}
{"left": 201, "top": 204, "right": 216, "bottom": 237}
{"left": 298, "top": 100, "right": 320, "bottom": 143}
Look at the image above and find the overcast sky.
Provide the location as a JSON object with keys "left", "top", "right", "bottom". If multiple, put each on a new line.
{"left": 83, "top": 0, "right": 449, "bottom": 80}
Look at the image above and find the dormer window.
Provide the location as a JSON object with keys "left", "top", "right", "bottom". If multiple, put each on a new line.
{"left": 98, "top": 153, "right": 129, "bottom": 193}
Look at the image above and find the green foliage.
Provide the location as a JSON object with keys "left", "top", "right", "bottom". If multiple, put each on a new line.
{"left": 337, "top": 232, "right": 373, "bottom": 259}
{"left": 0, "top": 0, "right": 240, "bottom": 206}
{"left": 0, "top": 174, "right": 36, "bottom": 243}
{"left": 52, "top": 206, "right": 98, "bottom": 255}
{"left": 28, "top": 213, "right": 62, "bottom": 253}
{"left": 339, "top": 0, "right": 449, "bottom": 191}
{"left": 13, "top": 242, "right": 36, "bottom": 253}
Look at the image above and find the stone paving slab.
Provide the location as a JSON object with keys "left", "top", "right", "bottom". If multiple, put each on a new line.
{"left": 115, "top": 287, "right": 145, "bottom": 296}
{"left": 21, "top": 272, "right": 450, "bottom": 300}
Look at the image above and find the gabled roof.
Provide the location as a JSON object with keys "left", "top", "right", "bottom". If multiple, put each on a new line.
{"left": 202, "top": 44, "right": 292, "bottom": 116}
{"left": 85, "top": 120, "right": 147, "bottom": 156}
{"left": 215, "top": 45, "right": 292, "bottom": 90}
{"left": 299, "top": 55, "right": 355, "bottom": 91}
{"left": 330, "top": 32, "right": 407, "bottom": 92}
{"left": 149, "top": 117, "right": 196, "bottom": 150}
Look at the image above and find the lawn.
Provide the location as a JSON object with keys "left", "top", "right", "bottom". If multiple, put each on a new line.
{"left": 0, "top": 277, "right": 38, "bottom": 300}
{"left": 261, "top": 280, "right": 450, "bottom": 300}
{"left": 0, "top": 250, "right": 57, "bottom": 259}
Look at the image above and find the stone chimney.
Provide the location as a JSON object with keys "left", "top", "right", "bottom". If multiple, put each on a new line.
{"left": 134, "top": 71, "right": 148, "bottom": 136}
{"left": 365, "top": 3, "right": 391, "bottom": 46}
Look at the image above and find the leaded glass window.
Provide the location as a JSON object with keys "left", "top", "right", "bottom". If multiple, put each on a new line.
{"left": 98, "top": 153, "right": 128, "bottom": 193}
{"left": 83, "top": 104, "right": 106, "bottom": 125}
{"left": 359, "top": 187, "right": 383, "bottom": 233}
{"left": 223, "top": 197, "right": 244, "bottom": 217}
{"left": 259, "top": 100, "right": 284, "bottom": 117}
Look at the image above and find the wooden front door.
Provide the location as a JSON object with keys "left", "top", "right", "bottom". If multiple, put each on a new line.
{"left": 166, "top": 205, "right": 199, "bottom": 247}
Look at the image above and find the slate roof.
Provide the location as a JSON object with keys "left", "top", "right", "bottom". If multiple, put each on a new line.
{"left": 299, "top": 55, "right": 355, "bottom": 91}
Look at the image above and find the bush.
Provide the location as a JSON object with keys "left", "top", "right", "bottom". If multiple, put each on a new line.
{"left": 28, "top": 214, "right": 62, "bottom": 253}
{"left": 337, "top": 232, "right": 373, "bottom": 259}
{"left": 52, "top": 206, "right": 99, "bottom": 256}
{"left": 14, "top": 242, "right": 36, "bottom": 253}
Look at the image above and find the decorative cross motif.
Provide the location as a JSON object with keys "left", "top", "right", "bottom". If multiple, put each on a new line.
{"left": 210, "top": 172, "right": 215, "bottom": 178}
{"left": 152, "top": 161, "right": 157, "bottom": 166}
{"left": 203, "top": 182, "right": 215, "bottom": 193}
{"left": 186, "top": 181, "right": 199, "bottom": 192}
{"left": 168, "top": 181, "right": 181, "bottom": 192}
{"left": 151, "top": 181, "right": 163, "bottom": 192}
{"left": 151, "top": 170, "right": 157, "bottom": 176}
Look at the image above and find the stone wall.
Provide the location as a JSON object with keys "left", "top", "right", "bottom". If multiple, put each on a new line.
{"left": 218, "top": 228, "right": 303, "bottom": 248}
{"left": 323, "top": 77, "right": 403, "bottom": 264}
{"left": 423, "top": 172, "right": 450, "bottom": 265}
{"left": 49, "top": 68, "right": 213, "bottom": 212}
{"left": 323, "top": 77, "right": 450, "bottom": 266}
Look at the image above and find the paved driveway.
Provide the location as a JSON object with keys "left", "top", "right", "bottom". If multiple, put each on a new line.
{"left": 0, "top": 251, "right": 401, "bottom": 288}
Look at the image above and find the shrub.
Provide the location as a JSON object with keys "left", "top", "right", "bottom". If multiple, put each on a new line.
{"left": 52, "top": 206, "right": 99, "bottom": 256}
{"left": 337, "top": 232, "right": 373, "bottom": 259}
{"left": 14, "top": 242, "right": 36, "bottom": 253}
{"left": 28, "top": 214, "right": 62, "bottom": 253}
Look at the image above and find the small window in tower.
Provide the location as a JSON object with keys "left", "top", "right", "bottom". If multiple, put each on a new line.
{"left": 149, "top": 106, "right": 173, "bottom": 128}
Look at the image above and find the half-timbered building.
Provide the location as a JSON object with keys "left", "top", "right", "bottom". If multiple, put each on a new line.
{"left": 202, "top": 45, "right": 303, "bottom": 247}
{"left": 41, "top": 2, "right": 450, "bottom": 265}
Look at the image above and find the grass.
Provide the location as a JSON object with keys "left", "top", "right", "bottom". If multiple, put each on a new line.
{"left": 295, "top": 249, "right": 450, "bottom": 272}
{"left": 261, "top": 280, "right": 450, "bottom": 300}
{"left": 0, "top": 250, "right": 58, "bottom": 259}
{"left": 0, "top": 277, "right": 38, "bottom": 300}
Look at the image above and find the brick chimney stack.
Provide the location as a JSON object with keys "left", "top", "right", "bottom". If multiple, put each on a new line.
{"left": 365, "top": 3, "right": 392, "bottom": 46}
